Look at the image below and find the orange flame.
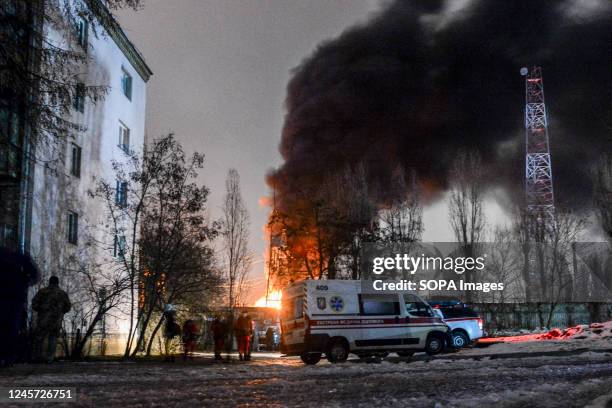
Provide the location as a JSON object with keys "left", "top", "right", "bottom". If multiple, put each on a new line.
{"left": 254, "top": 289, "right": 282, "bottom": 310}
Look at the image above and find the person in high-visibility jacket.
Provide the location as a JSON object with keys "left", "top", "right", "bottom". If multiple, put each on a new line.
{"left": 234, "top": 312, "right": 253, "bottom": 361}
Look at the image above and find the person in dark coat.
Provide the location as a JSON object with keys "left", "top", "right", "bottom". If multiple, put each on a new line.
{"left": 211, "top": 315, "right": 226, "bottom": 361}
{"left": 0, "top": 248, "right": 38, "bottom": 367}
{"left": 32, "top": 276, "right": 71, "bottom": 363}
{"left": 182, "top": 319, "right": 199, "bottom": 360}
{"left": 265, "top": 327, "right": 275, "bottom": 351}
{"left": 163, "top": 306, "right": 181, "bottom": 361}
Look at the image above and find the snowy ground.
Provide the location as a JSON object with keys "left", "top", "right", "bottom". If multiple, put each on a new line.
{"left": 2, "top": 345, "right": 612, "bottom": 408}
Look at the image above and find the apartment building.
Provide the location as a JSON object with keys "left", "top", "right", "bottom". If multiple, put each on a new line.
{"left": 0, "top": 0, "right": 152, "bottom": 353}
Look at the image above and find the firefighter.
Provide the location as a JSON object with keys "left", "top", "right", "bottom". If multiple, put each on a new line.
{"left": 211, "top": 315, "right": 226, "bottom": 361}
{"left": 234, "top": 312, "right": 253, "bottom": 361}
{"left": 31, "top": 276, "right": 71, "bottom": 363}
{"left": 247, "top": 318, "right": 256, "bottom": 359}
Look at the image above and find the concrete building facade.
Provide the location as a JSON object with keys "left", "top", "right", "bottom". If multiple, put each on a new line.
{"left": 1, "top": 0, "right": 151, "bottom": 355}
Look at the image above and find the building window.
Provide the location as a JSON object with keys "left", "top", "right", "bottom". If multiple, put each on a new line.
{"left": 113, "top": 234, "right": 126, "bottom": 258}
{"left": 115, "top": 180, "right": 128, "bottom": 207}
{"left": 118, "top": 122, "right": 130, "bottom": 152}
{"left": 73, "top": 83, "right": 85, "bottom": 113}
{"left": 121, "top": 69, "right": 132, "bottom": 100}
{"left": 0, "top": 224, "right": 17, "bottom": 249}
{"left": 70, "top": 143, "right": 81, "bottom": 177}
{"left": 67, "top": 211, "right": 78, "bottom": 245}
{"left": 75, "top": 16, "right": 88, "bottom": 49}
{"left": 4, "top": 0, "right": 17, "bottom": 16}
{"left": 0, "top": 107, "right": 20, "bottom": 177}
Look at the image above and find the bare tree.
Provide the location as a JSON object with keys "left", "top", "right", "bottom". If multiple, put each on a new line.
{"left": 268, "top": 163, "right": 422, "bottom": 284}
{"left": 448, "top": 150, "right": 486, "bottom": 246}
{"left": 539, "top": 211, "right": 587, "bottom": 327}
{"left": 275, "top": 174, "right": 359, "bottom": 281}
{"left": 513, "top": 207, "right": 587, "bottom": 326}
{"left": 593, "top": 154, "right": 612, "bottom": 242}
{"left": 448, "top": 150, "right": 486, "bottom": 302}
{"left": 337, "top": 163, "right": 377, "bottom": 279}
{"left": 133, "top": 136, "right": 219, "bottom": 357}
{"left": 94, "top": 147, "right": 147, "bottom": 358}
{"left": 221, "top": 169, "right": 253, "bottom": 310}
{"left": 486, "top": 226, "right": 523, "bottom": 303}
{"left": 94, "top": 134, "right": 219, "bottom": 358}
{"left": 143, "top": 239, "right": 221, "bottom": 356}
{"left": 64, "top": 245, "right": 133, "bottom": 358}
{"left": 378, "top": 165, "right": 423, "bottom": 243}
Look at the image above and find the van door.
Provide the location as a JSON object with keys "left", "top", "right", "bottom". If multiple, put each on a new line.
{"left": 403, "top": 294, "right": 436, "bottom": 346}
{"left": 280, "top": 294, "right": 306, "bottom": 355}
{"left": 357, "top": 293, "right": 414, "bottom": 351}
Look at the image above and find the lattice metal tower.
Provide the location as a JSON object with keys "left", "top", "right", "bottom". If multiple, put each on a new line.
{"left": 521, "top": 66, "right": 556, "bottom": 228}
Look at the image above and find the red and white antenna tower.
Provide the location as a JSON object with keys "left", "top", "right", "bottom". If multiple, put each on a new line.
{"left": 521, "top": 66, "right": 556, "bottom": 229}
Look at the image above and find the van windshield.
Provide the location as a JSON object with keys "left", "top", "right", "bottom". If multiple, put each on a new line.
{"left": 281, "top": 296, "right": 304, "bottom": 321}
{"left": 404, "top": 294, "right": 433, "bottom": 317}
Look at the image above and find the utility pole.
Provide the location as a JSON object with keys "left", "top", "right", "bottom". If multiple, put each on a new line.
{"left": 265, "top": 190, "right": 275, "bottom": 306}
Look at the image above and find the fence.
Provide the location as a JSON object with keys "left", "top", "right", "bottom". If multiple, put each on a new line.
{"left": 472, "top": 302, "right": 612, "bottom": 332}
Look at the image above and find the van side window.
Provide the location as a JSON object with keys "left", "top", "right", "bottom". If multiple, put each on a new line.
{"left": 405, "top": 295, "right": 433, "bottom": 317}
{"left": 282, "top": 296, "right": 304, "bottom": 320}
{"left": 294, "top": 296, "right": 304, "bottom": 319}
{"left": 360, "top": 294, "right": 399, "bottom": 315}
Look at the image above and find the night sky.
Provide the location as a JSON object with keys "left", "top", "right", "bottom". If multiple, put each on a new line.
{"left": 117, "top": 0, "right": 379, "bottom": 302}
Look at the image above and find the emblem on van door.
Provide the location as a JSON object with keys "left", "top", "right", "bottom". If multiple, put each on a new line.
{"left": 329, "top": 296, "right": 344, "bottom": 312}
{"left": 317, "top": 297, "right": 326, "bottom": 310}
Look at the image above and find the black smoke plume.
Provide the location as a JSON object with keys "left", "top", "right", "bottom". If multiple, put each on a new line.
{"left": 268, "top": 0, "right": 612, "bottom": 215}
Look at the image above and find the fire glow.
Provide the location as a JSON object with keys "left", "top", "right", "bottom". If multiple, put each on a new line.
{"left": 254, "top": 290, "right": 282, "bottom": 310}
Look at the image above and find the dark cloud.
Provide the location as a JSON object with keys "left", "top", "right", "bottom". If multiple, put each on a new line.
{"left": 268, "top": 0, "right": 612, "bottom": 212}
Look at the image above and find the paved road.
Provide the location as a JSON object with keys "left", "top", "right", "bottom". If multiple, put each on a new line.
{"left": 1, "top": 351, "right": 612, "bottom": 407}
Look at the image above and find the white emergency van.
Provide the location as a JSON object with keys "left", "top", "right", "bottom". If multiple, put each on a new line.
{"left": 280, "top": 280, "right": 451, "bottom": 365}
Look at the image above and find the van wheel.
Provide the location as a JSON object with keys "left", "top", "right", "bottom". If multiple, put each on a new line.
{"left": 326, "top": 338, "right": 349, "bottom": 363}
{"left": 300, "top": 352, "right": 322, "bottom": 365}
{"left": 397, "top": 351, "right": 415, "bottom": 357}
{"left": 425, "top": 333, "right": 445, "bottom": 355}
{"left": 451, "top": 330, "right": 470, "bottom": 349}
